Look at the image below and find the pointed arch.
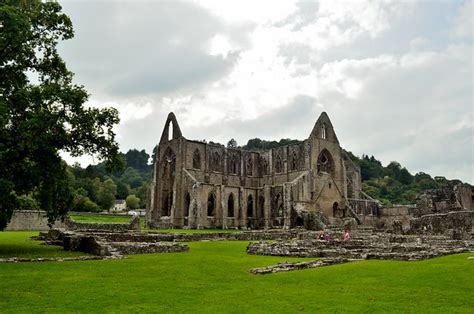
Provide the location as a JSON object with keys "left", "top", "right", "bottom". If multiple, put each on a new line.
{"left": 192, "top": 149, "right": 201, "bottom": 169}
{"left": 317, "top": 149, "right": 334, "bottom": 175}
{"left": 291, "top": 151, "right": 298, "bottom": 171}
{"left": 227, "top": 193, "right": 235, "bottom": 217}
{"left": 246, "top": 155, "right": 253, "bottom": 176}
{"left": 211, "top": 151, "right": 221, "bottom": 172}
{"left": 162, "top": 147, "right": 176, "bottom": 179}
{"left": 207, "top": 193, "right": 216, "bottom": 217}
{"left": 160, "top": 112, "right": 183, "bottom": 144}
{"left": 321, "top": 123, "right": 327, "bottom": 139}
{"left": 275, "top": 154, "right": 283, "bottom": 173}
{"left": 247, "top": 194, "right": 254, "bottom": 218}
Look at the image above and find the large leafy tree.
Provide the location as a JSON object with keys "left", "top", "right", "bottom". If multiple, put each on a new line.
{"left": 0, "top": 0, "right": 122, "bottom": 229}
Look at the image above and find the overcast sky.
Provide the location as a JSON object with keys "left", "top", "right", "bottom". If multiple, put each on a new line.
{"left": 58, "top": 0, "right": 473, "bottom": 184}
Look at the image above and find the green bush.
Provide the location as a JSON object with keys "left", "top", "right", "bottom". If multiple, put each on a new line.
{"left": 16, "top": 195, "right": 40, "bottom": 211}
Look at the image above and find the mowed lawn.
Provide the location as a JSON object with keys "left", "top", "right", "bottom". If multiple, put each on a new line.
{"left": 0, "top": 232, "right": 473, "bottom": 313}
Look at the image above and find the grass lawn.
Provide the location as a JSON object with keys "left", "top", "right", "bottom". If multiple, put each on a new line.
{"left": 0, "top": 232, "right": 473, "bottom": 313}
{"left": 69, "top": 213, "right": 132, "bottom": 224}
{"left": 70, "top": 213, "right": 241, "bottom": 232}
{"left": 0, "top": 231, "right": 88, "bottom": 258}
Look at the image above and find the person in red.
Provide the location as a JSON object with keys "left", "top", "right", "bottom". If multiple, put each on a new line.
{"left": 343, "top": 230, "right": 350, "bottom": 241}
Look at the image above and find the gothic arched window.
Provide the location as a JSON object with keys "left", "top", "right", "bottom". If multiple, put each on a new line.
{"left": 321, "top": 124, "right": 327, "bottom": 140}
{"left": 192, "top": 149, "right": 201, "bottom": 169}
{"left": 211, "top": 152, "right": 221, "bottom": 172}
{"left": 317, "top": 149, "right": 334, "bottom": 175}
{"left": 207, "top": 193, "right": 216, "bottom": 216}
{"left": 228, "top": 193, "right": 234, "bottom": 217}
{"left": 291, "top": 151, "right": 298, "bottom": 171}
{"left": 275, "top": 154, "right": 283, "bottom": 173}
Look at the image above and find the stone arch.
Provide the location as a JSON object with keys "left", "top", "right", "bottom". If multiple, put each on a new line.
{"left": 211, "top": 152, "right": 221, "bottom": 172}
{"left": 275, "top": 154, "right": 283, "bottom": 173}
{"left": 162, "top": 147, "right": 176, "bottom": 179}
{"left": 317, "top": 149, "right": 334, "bottom": 175}
{"left": 228, "top": 153, "right": 238, "bottom": 174}
{"left": 227, "top": 193, "right": 235, "bottom": 217}
{"left": 184, "top": 192, "right": 191, "bottom": 217}
{"left": 262, "top": 158, "right": 268, "bottom": 175}
{"left": 247, "top": 155, "right": 253, "bottom": 176}
{"left": 291, "top": 151, "right": 298, "bottom": 171}
{"left": 321, "top": 123, "right": 327, "bottom": 139}
{"left": 207, "top": 193, "right": 216, "bottom": 217}
{"left": 247, "top": 195, "right": 254, "bottom": 218}
{"left": 161, "top": 191, "right": 172, "bottom": 216}
{"left": 192, "top": 149, "right": 201, "bottom": 169}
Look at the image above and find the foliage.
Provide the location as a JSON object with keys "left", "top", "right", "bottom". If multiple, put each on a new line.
{"left": 15, "top": 195, "right": 40, "bottom": 211}
{"left": 242, "top": 138, "right": 302, "bottom": 151}
{"left": 227, "top": 138, "right": 238, "bottom": 148}
{"left": 0, "top": 234, "right": 472, "bottom": 313}
{"left": 125, "top": 194, "right": 140, "bottom": 210}
{"left": 125, "top": 149, "right": 150, "bottom": 172}
{"left": 352, "top": 154, "right": 472, "bottom": 205}
{"left": 0, "top": 0, "right": 122, "bottom": 230}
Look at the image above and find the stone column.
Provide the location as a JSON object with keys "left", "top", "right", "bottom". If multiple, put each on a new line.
{"left": 264, "top": 185, "right": 271, "bottom": 229}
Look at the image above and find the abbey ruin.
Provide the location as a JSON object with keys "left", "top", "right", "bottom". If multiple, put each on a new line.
{"left": 146, "top": 112, "right": 375, "bottom": 229}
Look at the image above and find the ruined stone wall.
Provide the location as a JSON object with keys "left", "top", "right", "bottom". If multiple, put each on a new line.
{"left": 410, "top": 211, "right": 473, "bottom": 238}
{"left": 147, "top": 112, "right": 359, "bottom": 229}
{"left": 5, "top": 210, "right": 67, "bottom": 231}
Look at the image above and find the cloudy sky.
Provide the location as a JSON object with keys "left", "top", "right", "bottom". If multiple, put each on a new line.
{"left": 58, "top": 0, "right": 473, "bottom": 184}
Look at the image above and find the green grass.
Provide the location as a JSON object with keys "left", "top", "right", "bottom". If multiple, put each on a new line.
{"left": 69, "top": 213, "right": 132, "bottom": 224}
{"left": 0, "top": 232, "right": 473, "bottom": 313}
{"left": 0, "top": 231, "right": 88, "bottom": 258}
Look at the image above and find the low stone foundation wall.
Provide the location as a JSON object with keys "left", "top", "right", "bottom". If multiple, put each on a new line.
{"left": 247, "top": 233, "right": 473, "bottom": 261}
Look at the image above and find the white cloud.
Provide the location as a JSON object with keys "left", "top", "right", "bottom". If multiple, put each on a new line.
{"left": 59, "top": 0, "right": 473, "bottom": 184}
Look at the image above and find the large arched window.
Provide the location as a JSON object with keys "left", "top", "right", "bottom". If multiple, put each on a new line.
{"left": 162, "top": 147, "right": 176, "bottom": 178}
{"left": 262, "top": 158, "right": 268, "bottom": 175}
{"left": 275, "top": 154, "right": 283, "bottom": 173}
{"left": 227, "top": 193, "right": 234, "bottom": 217}
{"left": 211, "top": 152, "right": 221, "bottom": 172}
{"left": 317, "top": 149, "right": 334, "bottom": 175}
{"left": 207, "top": 193, "right": 216, "bottom": 216}
{"left": 246, "top": 155, "right": 253, "bottom": 176}
{"left": 228, "top": 154, "right": 238, "bottom": 174}
{"left": 291, "top": 151, "right": 298, "bottom": 171}
{"left": 247, "top": 195, "right": 254, "bottom": 218}
{"left": 192, "top": 149, "right": 201, "bottom": 169}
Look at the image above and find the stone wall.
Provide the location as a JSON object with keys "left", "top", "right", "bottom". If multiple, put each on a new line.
{"left": 5, "top": 210, "right": 67, "bottom": 231}
{"left": 409, "top": 211, "right": 474, "bottom": 238}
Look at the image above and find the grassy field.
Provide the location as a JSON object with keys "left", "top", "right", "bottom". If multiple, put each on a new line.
{"left": 0, "top": 231, "right": 88, "bottom": 258}
{"left": 69, "top": 213, "right": 241, "bottom": 232}
{"left": 69, "top": 213, "right": 132, "bottom": 224}
{"left": 0, "top": 231, "right": 473, "bottom": 313}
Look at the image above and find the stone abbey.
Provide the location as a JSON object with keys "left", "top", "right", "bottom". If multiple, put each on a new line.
{"left": 146, "top": 112, "right": 363, "bottom": 229}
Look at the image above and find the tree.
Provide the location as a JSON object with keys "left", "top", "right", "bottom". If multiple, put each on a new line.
{"left": 97, "top": 179, "right": 116, "bottom": 210}
{"left": 125, "top": 149, "right": 150, "bottom": 172}
{"left": 125, "top": 194, "right": 140, "bottom": 210}
{"left": 0, "top": 0, "right": 122, "bottom": 230}
{"left": 227, "top": 138, "right": 238, "bottom": 149}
